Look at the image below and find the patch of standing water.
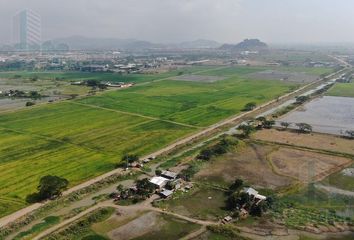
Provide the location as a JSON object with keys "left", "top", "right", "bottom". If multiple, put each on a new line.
{"left": 278, "top": 96, "right": 354, "bottom": 136}
{"left": 342, "top": 168, "right": 354, "bottom": 177}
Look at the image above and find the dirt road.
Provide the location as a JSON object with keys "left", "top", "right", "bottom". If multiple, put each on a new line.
{"left": 315, "top": 184, "right": 354, "bottom": 197}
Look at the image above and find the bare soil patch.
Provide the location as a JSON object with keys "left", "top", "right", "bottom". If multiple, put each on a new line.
{"left": 253, "top": 129, "right": 354, "bottom": 156}
{"left": 270, "top": 148, "right": 352, "bottom": 183}
{"left": 107, "top": 211, "right": 160, "bottom": 240}
{"left": 195, "top": 143, "right": 293, "bottom": 189}
{"left": 91, "top": 208, "right": 145, "bottom": 236}
{"left": 247, "top": 70, "right": 317, "bottom": 83}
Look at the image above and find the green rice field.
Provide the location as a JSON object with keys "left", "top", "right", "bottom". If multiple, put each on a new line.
{"left": 0, "top": 66, "right": 330, "bottom": 217}
{"left": 327, "top": 82, "right": 354, "bottom": 98}
{"left": 0, "top": 66, "right": 215, "bottom": 84}
{"left": 78, "top": 77, "right": 297, "bottom": 127}
{"left": 0, "top": 103, "right": 194, "bottom": 217}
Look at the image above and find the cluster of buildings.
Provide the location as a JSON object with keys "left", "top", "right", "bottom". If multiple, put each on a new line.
{"left": 71, "top": 81, "right": 134, "bottom": 89}
{"left": 336, "top": 73, "right": 353, "bottom": 83}
{"left": 223, "top": 187, "right": 267, "bottom": 224}
{"left": 149, "top": 170, "right": 192, "bottom": 199}
{"left": 0, "top": 50, "right": 178, "bottom": 74}
{"left": 305, "top": 61, "right": 335, "bottom": 68}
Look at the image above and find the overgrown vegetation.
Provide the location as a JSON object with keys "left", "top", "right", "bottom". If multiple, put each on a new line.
{"left": 271, "top": 185, "right": 354, "bottom": 230}
{"left": 178, "top": 163, "right": 201, "bottom": 181}
{"left": 43, "top": 207, "right": 114, "bottom": 240}
{"left": 13, "top": 216, "right": 60, "bottom": 240}
{"left": 207, "top": 225, "right": 248, "bottom": 240}
{"left": 197, "top": 136, "right": 239, "bottom": 161}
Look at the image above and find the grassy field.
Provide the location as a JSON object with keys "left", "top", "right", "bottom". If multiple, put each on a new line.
{"left": 198, "top": 66, "right": 333, "bottom": 77}
{"left": 155, "top": 185, "right": 229, "bottom": 221}
{"left": 253, "top": 50, "right": 335, "bottom": 64}
{"left": 78, "top": 78, "right": 297, "bottom": 127}
{"left": 327, "top": 82, "right": 354, "bottom": 98}
{"left": 198, "top": 66, "right": 268, "bottom": 76}
{"left": 0, "top": 66, "right": 216, "bottom": 84}
{"left": 0, "top": 103, "right": 195, "bottom": 217}
{"left": 276, "top": 66, "right": 334, "bottom": 76}
{"left": 0, "top": 66, "right": 324, "bottom": 218}
{"left": 322, "top": 164, "right": 354, "bottom": 191}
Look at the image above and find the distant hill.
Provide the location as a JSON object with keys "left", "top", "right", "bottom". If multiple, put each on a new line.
{"left": 177, "top": 39, "right": 222, "bottom": 49}
{"left": 52, "top": 36, "right": 162, "bottom": 50}
{"left": 220, "top": 39, "right": 268, "bottom": 51}
{"left": 52, "top": 36, "right": 221, "bottom": 50}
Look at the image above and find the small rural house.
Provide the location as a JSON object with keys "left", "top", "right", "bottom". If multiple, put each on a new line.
{"left": 149, "top": 176, "right": 169, "bottom": 189}
{"left": 160, "top": 189, "right": 174, "bottom": 198}
{"left": 243, "top": 187, "right": 267, "bottom": 203}
{"left": 222, "top": 216, "right": 233, "bottom": 224}
{"left": 161, "top": 170, "right": 178, "bottom": 180}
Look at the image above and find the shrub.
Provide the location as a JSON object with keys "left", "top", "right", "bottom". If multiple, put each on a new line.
{"left": 25, "top": 101, "right": 35, "bottom": 107}
{"left": 207, "top": 225, "right": 245, "bottom": 239}
{"left": 243, "top": 102, "right": 257, "bottom": 111}
{"left": 197, "top": 136, "right": 238, "bottom": 161}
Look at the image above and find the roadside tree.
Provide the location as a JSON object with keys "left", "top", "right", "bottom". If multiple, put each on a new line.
{"left": 281, "top": 122, "right": 291, "bottom": 130}
{"left": 26, "top": 175, "right": 69, "bottom": 203}
{"left": 243, "top": 102, "right": 257, "bottom": 111}
{"left": 237, "top": 124, "right": 255, "bottom": 138}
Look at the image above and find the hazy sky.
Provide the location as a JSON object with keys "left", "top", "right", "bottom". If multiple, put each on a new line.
{"left": 1, "top": 0, "right": 354, "bottom": 44}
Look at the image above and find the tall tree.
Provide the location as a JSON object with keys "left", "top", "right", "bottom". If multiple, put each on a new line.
{"left": 37, "top": 175, "right": 69, "bottom": 200}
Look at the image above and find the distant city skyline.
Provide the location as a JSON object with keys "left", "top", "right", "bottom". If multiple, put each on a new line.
{"left": 1, "top": 0, "right": 354, "bottom": 45}
{"left": 13, "top": 9, "right": 41, "bottom": 49}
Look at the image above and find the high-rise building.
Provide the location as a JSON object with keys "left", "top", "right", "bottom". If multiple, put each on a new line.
{"left": 13, "top": 9, "right": 41, "bottom": 50}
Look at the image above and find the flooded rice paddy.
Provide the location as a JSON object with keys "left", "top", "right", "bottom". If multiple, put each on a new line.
{"left": 279, "top": 96, "right": 354, "bottom": 136}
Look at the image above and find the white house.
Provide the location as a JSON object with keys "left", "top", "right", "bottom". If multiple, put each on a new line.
{"left": 243, "top": 187, "right": 267, "bottom": 202}
{"left": 149, "top": 176, "right": 169, "bottom": 189}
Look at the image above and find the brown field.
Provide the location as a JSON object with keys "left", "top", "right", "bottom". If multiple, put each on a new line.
{"left": 195, "top": 141, "right": 353, "bottom": 190}
{"left": 107, "top": 212, "right": 160, "bottom": 239}
{"left": 94, "top": 211, "right": 201, "bottom": 240}
{"left": 92, "top": 208, "right": 147, "bottom": 238}
{"left": 247, "top": 70, "right": 318, "bottom": 83}
{"left": 195, "top": 143, "right": 294, "bottom": 189}
{"left": 269, "top": 148, "right": 353, "bottom": 183}
{"left": 253, "top": 129, "right": 354, "bottom": 156}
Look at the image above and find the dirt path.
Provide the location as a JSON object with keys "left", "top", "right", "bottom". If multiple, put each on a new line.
{"left": 70, "top": 101, "right": 202, "bottom": 129}
{"left": 181, "top": 226, "right": 207, "bottom": 240}
{"left": 33, "top": 198, "right": 217, "bottom": 240}
{"left": 33, "top": 203, "right": 108, "bottom": 240}
{"left": 0, "top": 66, "right": 347, "bottom": 229}
{"left": 315, "top": 184, "right": 354, "bottom": 197}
